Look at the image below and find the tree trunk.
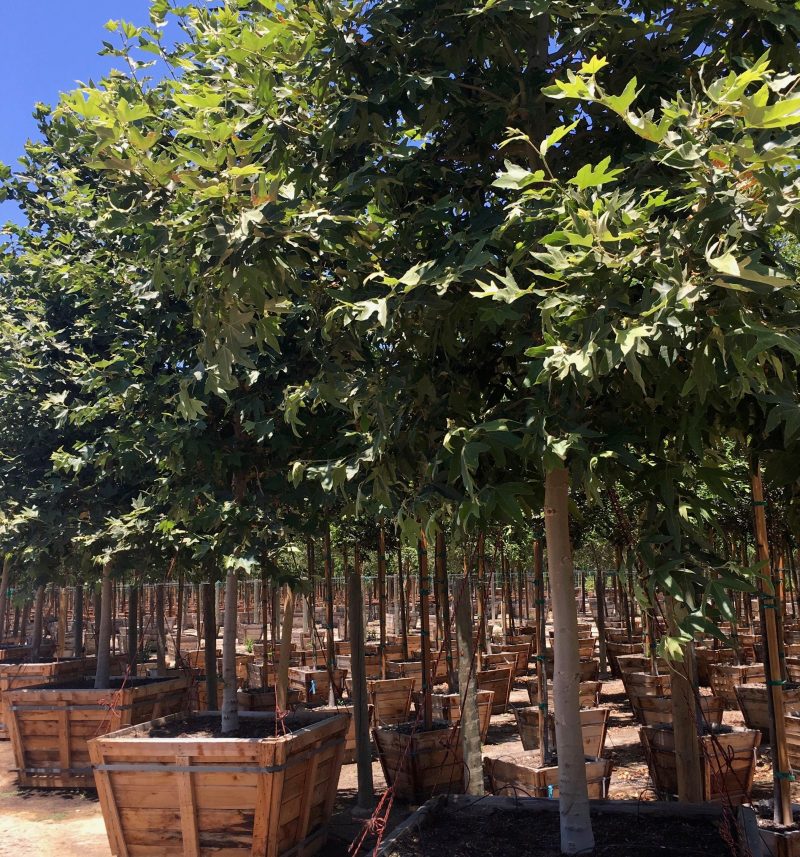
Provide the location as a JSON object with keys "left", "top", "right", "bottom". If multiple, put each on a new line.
{"left": 176, "top": 570, "right": 184, "bottom": 662}
{"left": 544, "top": 467, "right": 594, "bottom": 855}
{"left": 95, "top": 563, "right": 114, "bottom": 689}
{"left": 73, "top": 584, "right": 84, "bottom": 657}
{"left": 57, "top": 584, "right": 68, "bottom": 657}
{"left": 31, "top": 584, "right": 45, "bottom": 661}
{"left": 418, "top": 535, "right": 433, "bottom": 732}
{"left": 397, "top": 544, "right": 409, "bottom": 660}
{"left": 435, "top": 531, "right": 455, "bottom": 689}
{"left": 221, "top": 568, "right": 239, "bottom": 734}
{"left": 0, "top": 555, "right": 9, "bottom": 641}
{"left": 378, "top": 528, "right": 388, "bottom": 679}
{"left": 128, "top": 585, "right": 139, "bottom": 674}
{"left": 155, "top": 583, "right": 167, "bottom": 676}
{"left": 276, "top": 585, "right": 295, "bottom": 712}
{"left": 476, "top": 532, "right": 487, "bottom": 654}
{"left": 534, "top": 537, "right": 550, "bottom": 763}
{"left": 324, "top": 525, "right": 337, "bottom": 704}
{"left": 455, "top": 570, "right": 483, "bottom": 795}
{"left": 751, "top": 455, "right": 793, "bottom": 825}
{"left": 350, "top": 546, "right": 374, "bottom": 809}
{"left": 595, "top": 569, "right": 607, "bottom": 675}
{"left": 202, "top": 582, "right": 219, "bottom": 712}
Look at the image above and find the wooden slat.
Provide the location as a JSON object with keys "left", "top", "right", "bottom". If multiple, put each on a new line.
{"left": 176, "top": 753, "right": 200, "bottom": 857}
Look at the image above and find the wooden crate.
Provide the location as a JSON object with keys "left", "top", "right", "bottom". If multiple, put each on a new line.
{"left": 336, "top": 653, "right": 382, "bottom": 679}
{"left": 638, "top": 695, "right": 725, "bottom": 728}
{"left": 386, "top": 658, "right": 447, "bottom": 683}
{"left": 606, "top": 642, "right": 643, "bottom": 677}
{"left": 288, "top": 667, "right": 346, "bottom": 706}
{"left": 695, "top": 647, "right": 735, "bottom": 686}
{"left": 0, "top": 643, "right": 55, "bottom": 662}
{"left": 482, "top": 652, "right": 517, "bottom": 672}
{"left": 521, "top": 679, "right": 602, "bottom": 710}
{"left": 515, "top": 706, "right": 609, "bottom": 757}
{"left": 0, "top": 656, "right": 105, "bottom": 740}
{"left": 6, "top": 675, "right": 190, "bottom": 788}
{"left": 89, "top": 709, "right": 350, "bottom": 857}
{"left": 710, "top": 664, "right": 765, "bottom": 709}
{"left": 484, "top": 753, "right": 612, "bottom": 799}
{"left": 366, "top": 678, "right": 415, "bottom": 726}
{"left": 476, "top": 667, "right": 514, "bottom": 714}
{"left": 622, "top": 671, "right": 671, "bottom": 723}
{"left": 237, "top": 687, "right": 303, "bottom": 712}
{"left": 373, "top": 723, "right": 463, "bottom": 803}
{"left": 640, "top": 725, "right": 760, "bottom": 804}
{"left": 544, "top": 656, "right": 599, "bottom": 682}
{"left": 783, "top": 710, "right": 800, "bottom": 770}
{"left": 431, "top": 691, "right": 494, "bottom": 743}
{"left": 735, "top": 683, "right": 800, "bottom": 734}
{"left": 489, "top": 642, "right": 531, "bottom": 676}
{"left": 246, "top": 661, "right": 277, "bottom": 689}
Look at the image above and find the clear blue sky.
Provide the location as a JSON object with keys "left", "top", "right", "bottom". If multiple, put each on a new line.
{"left": 0, "top": 1, "right": 158, "bottom": 224}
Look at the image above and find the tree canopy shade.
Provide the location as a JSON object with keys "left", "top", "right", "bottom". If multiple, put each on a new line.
{"left": 2, "top": 0, "right": 800, "bottom": 851}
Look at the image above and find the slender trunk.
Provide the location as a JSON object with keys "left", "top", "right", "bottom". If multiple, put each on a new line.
{"left": 0, "top": 554, "right": 10, "bottom": 640}
{"left": 57, "top": 584, "right": 68, "bottom": 657}
{"left": 668, "top": 599, "right": 703, "bottom": 802}
{"left": 221, "top": 568, "right": 239, "bottom": 734}
{"left": 418, "top": 534, "right": 433, "bottom": 731}
{"left": 95, "top": 563, "right": 114, "bottom": 689}
{"left": 342, "top": 546, "right": 349, "bottom": 640}
{"left": 378, "top": 528, "right": 388, "bottom": 679}
{"left": 350, "top": 546, "right": 374, "bottom": 808}
{"left": 276, "top": 585, "right": 295, "bottom": 711}
{"left": 397, "top": 544, "right": 409, "bottom": 660}
{"left": 92, "top": 589, "right": 101, "bottom": 653}
{"left": 128, "top": 585, "right": 139, "bottom": 674}
{"left": 324, "top": 525, "right": 337, "bottom": 704}
{"left": 74, "top": 584, "right": 84, "bottom": 658}
{"left": 435, "top": 531, "right": 456, "bottom": 689}
{"left": 476, "top": 533, "right": 487, "bottom": 653}
{"left": 176, "top": 570, "right": 184, "bottom": 662}
{"left": 534, "top": 537, "right": 550, "bottom": 763}
{"left": 155, "top": 583, "right": 167, "bottom": 676}
{"left": 751, "top": 455, "right": 792, "bottom": 825}
{"left": 595, "top": 569, "right": 607, "bottom": 675}
{"left": 260, "top": 569, "right": 270, "bottom": 660}
{"left": 455, "top": 569, "right": 482, "bottom": 794}
{"left": 203, "top": 582, "right": 219, "bottom": 711}
{"left": 544, "top": 467, "right": 594, "bottom": 855}
{"left": 31, "top": 584, "right": 45, "bottom": 661}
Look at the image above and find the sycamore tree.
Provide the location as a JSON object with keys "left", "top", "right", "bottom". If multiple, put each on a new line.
{"left": 29, "top": 0, "right": 800, "bottom": 851}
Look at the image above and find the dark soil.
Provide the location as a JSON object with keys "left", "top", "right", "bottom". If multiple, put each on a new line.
{"left": 753, "top": 799, "right": 800, "bottom": 832}
{"left": 388, "top": 807, "right": 741, "bottom": 857}
{"left": 144, "top": 711, "right": 334, "bottom": 739}
{"left": 379, "top": 720, "right": 453, "bottom": 736}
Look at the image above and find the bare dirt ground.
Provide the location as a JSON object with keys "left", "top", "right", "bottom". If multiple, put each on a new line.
{"left": 0, "top": 674, "right": 791, "bottom": 856}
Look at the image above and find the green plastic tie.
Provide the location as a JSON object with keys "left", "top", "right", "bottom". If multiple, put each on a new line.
{"left": 768, "top": 679, "right": 786, "bottom": 687}
{"left": 776, "top": 771, "right": 796, "bottom": 782}
{"left": 751, "top": 500, "right": 768, "bottom": 507}
{"left": 537, "top": 703, "right": 548, "bottom": 710}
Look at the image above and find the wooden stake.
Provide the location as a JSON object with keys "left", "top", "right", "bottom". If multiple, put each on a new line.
{"left": 418, "top": 534, "right": 433, "bottom": 732}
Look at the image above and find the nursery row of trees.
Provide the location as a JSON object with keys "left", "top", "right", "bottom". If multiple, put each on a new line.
{"left": 1, "top": 1, "right": 800, "bottom": 852}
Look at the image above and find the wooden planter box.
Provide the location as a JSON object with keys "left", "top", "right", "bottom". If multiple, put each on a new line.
{"left": 484, "top": 753, "right": 612, "bottom": 799}
{"left": 489, "top": 642, "right": 530, "bottom": 676}
{"left": 366, "top": 677, "right": 415, "bottom": 726}
{"left": 288, "top": 666, "right": 346, "bottom": 706}
{"left": 237, "top": 687, "right": 303, "bottom": 712}
{"left": 476, "top": 666, "right": 514, "bottom": 714}
{"left": 373, "top": 723, "right": 463, "bottom": 803}
{"left": 638, "top": 694, "right": 724, "bottom": 728}
{"left": 759, "top": 828, "right": 800, "bottom": 857}
{"left": 387, "top": 658, "right": 448, "bottom": 683}
{"left": 520, "top": 679, "right": 602, "bottom": 710}
{"left": 695, "top": 647, "right": 735, "bottom": 686}
{"left": 783, "top": 710, "right": 800, "bottom": 769}
{"left": 0, "top": 642, "right": 55, "bottom": 662}
{"left": 606, "top": 642, "right": 643, "bottom": 677}
{"left": 89, "top": 709, "right": 350, "bottom": 857}
{"left": 247, "top": 661, "right": 277, "bottom": 689}
{"left": 515, "top": 706, "right": 609, "bottom": 757}
{"left": 336, "top": 653, "right": 382, "bottom": 679}
{"left": 639, "top": 725, "right": 761, "bottom": 804}
{"left": 0, "top": 656, "right": 99, "bottom": 740}
{"left": 6, "top": 675, "right": 190, "bottom": 788}
{"left": 622, "top": 671, "right": 671, "bottom": 723}
{"left": 710, "top": 664, "right": 764, "bottom": 709}
{"left": 482, "top": 652, "right": 518, "bottom": 672}
{"left": 735, "top": 683, "right": 800, "bottom": 735}
{"left": 430, "top": 691, "right": 494, "bottom": 744}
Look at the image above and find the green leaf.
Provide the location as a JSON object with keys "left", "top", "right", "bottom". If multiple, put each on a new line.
{"left": 567, "top": 156, "right": 623, "bottom": 189}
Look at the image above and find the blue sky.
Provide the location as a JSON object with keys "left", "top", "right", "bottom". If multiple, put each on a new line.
{"left": 0, "top": 1, "right": 157, "bottom": 224}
